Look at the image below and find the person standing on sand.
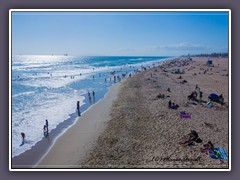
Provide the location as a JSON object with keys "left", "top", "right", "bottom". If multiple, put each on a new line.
{"left": 92, "top": 91, "right": 95, "bottom": 97}
{"left": 20, "top": 132, "right": 26, "bottom": 146}
{"left": 199, "top": 91, "right": 203, "bottom": 100}
{"left": 196, "top": 84, "right": 198, "bottom": 90}
{"left": 168, "top": 100, "right": 172, "bottom": 108}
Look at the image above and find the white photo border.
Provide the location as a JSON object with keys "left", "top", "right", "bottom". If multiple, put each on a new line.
{"left": 9, "top": 9, "right": 231, "bottom": 171}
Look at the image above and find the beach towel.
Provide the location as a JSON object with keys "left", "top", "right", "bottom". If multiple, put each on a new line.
{"left": 209, "top": 147, "right": 228, "bottom": 160}
{"left": 180, "top": 114, "right": 192, "bottom": 118}
{"left": 180, "top": 111, "right": 191, "bottom": 118}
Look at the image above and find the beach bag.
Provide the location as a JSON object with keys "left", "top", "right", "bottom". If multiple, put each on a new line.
{"left": 207, "top": 102, "right": 213, "bottom": 107}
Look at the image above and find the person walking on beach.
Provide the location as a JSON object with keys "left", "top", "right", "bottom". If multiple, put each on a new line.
{"left": 21, "top": 132, "right": 25, "bottom": 142}
{"left": 88, "top": 92, "right": 92, "bottom": 104}
{"left": 45, "top": 119, "right": 49, "bottom": 131}
{"left": 92, "top": 91, "right": 95, "bottom": 97}
{"left": 20, "top": 132, "right": 26, "bottom": 146}
{"left": 77, "top": 101, "right": 81, "bottom": 116}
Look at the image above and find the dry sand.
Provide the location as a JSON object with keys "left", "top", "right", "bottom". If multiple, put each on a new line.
{"left": 82, "top": 57, "right": 229, "bottom": 169}
{"left": 37, "top": 56, "right": 229, "bottom": 169}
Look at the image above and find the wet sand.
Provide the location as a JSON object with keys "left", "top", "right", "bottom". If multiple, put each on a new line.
{"left": 36, "top": 83, "right": 121, "bottom": 168}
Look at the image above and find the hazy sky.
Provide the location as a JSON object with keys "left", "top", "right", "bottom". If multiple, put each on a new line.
{"left": 11, "top": 11, "right": 229, "bottom": 56}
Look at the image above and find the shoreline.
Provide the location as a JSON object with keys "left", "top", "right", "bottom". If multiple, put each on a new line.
{"left": 12, "top": 56, "right": 229, "bottom": 169}
{"left": 12, "top": 81, "right": 122, "bottom": 168}
{"left": 12, "top": 87, "right": 109, "bottom": 167}
{"left": 35, "top": 81, "right": 123, "bottom": 168}
{"left": 12, "top": 57, "right": 172, "bottom": 168}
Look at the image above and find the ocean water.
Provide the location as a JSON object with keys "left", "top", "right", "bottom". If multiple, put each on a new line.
{"left": 11, "top": 55, "right": 171, "bottom": 158}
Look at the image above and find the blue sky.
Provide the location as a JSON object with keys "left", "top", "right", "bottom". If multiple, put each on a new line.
{"left": 11, "top": 11, "right": 229, "bottom": 56}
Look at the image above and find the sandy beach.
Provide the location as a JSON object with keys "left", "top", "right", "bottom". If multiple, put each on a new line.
{"left": 37, "top": 83, "right": 121, "bottom": 168}
{"left": 37, "top": 56, "right": 229, "bottom": 169}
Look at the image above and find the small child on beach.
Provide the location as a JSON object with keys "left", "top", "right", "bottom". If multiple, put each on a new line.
{"left": 43, "top": 125, "right": 48, "bottom": 137}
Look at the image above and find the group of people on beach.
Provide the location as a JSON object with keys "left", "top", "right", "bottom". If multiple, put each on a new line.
{"left": 20, "top": 119, "right": 49, "bottom": 146}
{"left": 159, "top": 60, "right": 228, "bottom": 164}
{"left": 43, "top": 119, "right": 49, "bottom": 137}
{"left": 179, "top": 130, "right": 226, "bottom": 163}
{"left": 76, "top": 90, "right": 96, "bottom": 117}
{"left": 168, "top": 100, "right": 179, "bottom": 109}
